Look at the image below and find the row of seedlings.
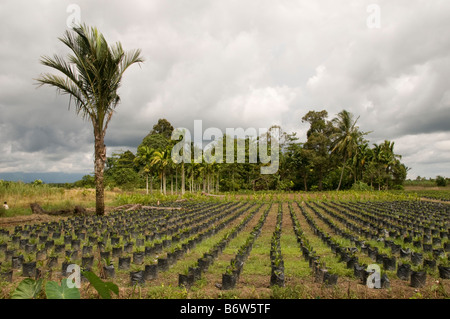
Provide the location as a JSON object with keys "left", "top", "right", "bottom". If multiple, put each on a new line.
{"left": 335, "top": 200, "right": 449, "bottom": 253}
{"left": 88, "top": 202, "right": 242, "bottom": 284}
{"left": 0, "top": 201, "right": 237, "bottom": 284}
{"left": 349, "top": 201, "right": 449, "bottom": 246}
{"left": 128, "top": 202, "right": 252, "bottom": 286}
{"left": 304, "top": 202, "right": 390, "bottom": 288}
{"left": 178, "top": 203, "right": 263, "bottom": 289}
{"left": 317, "top": 201, "right": 450, "bottom": 285}
{"left": 221, "top": 204, "right": 272, "bottom": 290}
{"left": 323, "top": 200, "right": 450, "bottom": 281}
{"left": 293, "top": 202, "right": 339, "bottom": 286}
{"left": 269, "top": 204, "right": 284, "bottom": 287}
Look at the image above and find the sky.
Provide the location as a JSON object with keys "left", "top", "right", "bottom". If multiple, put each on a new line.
{"left": 0, "top": 0, "right": 450, "bottom": 182}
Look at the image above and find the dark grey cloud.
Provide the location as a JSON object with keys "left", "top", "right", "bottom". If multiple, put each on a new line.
{"left": 0, "top": 0, "right": 449, "bottom": 179}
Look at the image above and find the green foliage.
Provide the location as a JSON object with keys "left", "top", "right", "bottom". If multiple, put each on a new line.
{"left": 351, "top": 181, "right": 373, "bottom": 191}
{"left": 11, "top": 277, "right": 80, "bottom": 300}
{"left": 141, "top": 130, "right": 172, "bottom": 152}
{"left": 104, "top": 150, "right": 141, "bottom": 189}
{"left": 81, "top": 271, "right": 119, "bottom": 299}
{"left": 74, "top": 108, "right": 408, "bottom": 193}
{"left": 11, "top": 278, "right": 43, "bottom": 299}
{"left": 73, "top": 174, "right": 95, "bottom": 188}
{"left": 45, "top": 279, "right": 81, "bottom": 299}
{"left": 150, "top": 118, "right": 174, "bottom": 140}
{"left": 33, "top": 179, "right": 43, "bottom": 186}
{"left": 436, "top": 175, "right": 447, "bottom": 187}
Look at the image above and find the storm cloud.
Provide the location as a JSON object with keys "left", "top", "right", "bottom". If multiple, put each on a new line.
{"left": 0, "top": 0, "right": 449, "bottom": 180}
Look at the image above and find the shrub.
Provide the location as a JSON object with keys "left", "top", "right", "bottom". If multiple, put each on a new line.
{"left": 351, "top": 181, "right": 373, "bottom": 191}
{"left": 391, "top": 184, "right": 404, "bottom": 190}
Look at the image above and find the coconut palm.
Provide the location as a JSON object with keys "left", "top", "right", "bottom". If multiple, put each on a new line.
{"left": 151, "top": 148, "right": 171, "bottom": 195}
{"left": 331, "top": 110, "right": 367, "bottom": 191}
{"left": 378, "top": 140, "right": 402, "bottom": 189}
{"left": 351, "top": 141, "right": 370, "bottom": 183}
{"left": 36, "top": 24, "right": 143, "bottom": 215}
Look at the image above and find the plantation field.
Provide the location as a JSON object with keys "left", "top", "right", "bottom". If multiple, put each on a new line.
{"left": 0, "top": 196, "right": 449, "bottom": 300}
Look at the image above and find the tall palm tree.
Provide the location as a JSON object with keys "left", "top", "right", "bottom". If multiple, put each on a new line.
{"left": 331, "top": 110, "right": 367, "bottom": 191}
{"left": 151, "top": 148, "right": 171, "bottom": 195}
{"left": 379, "top": 140, "right": 401, "bottom": 190}
{"left": 353, "top": 142, "right": 370, "bottom": 182}
{"left": 36, "top": 25, "right": 143, "bottom": 215}
{"left": 370, "top": 143, "right": 384, "bottom": 190}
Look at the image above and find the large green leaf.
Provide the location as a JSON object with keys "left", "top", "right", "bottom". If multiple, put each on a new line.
{"left": 82, "top": 271, "right": 119, "bottom": 299}
{"left": 11, "top": 278, "right": 43, "bottom": 299}
{"left": 45, "top": 279, "right": 81, "bottom": 299}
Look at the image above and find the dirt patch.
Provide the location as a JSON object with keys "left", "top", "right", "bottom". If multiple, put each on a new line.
{"left": 0, "top": 214, "right": 67, "bottom": 228}
{"left": 0, "top": 205, "right": 116, "bottom": 228}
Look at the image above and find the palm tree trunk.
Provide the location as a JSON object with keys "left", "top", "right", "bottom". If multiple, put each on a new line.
{"left": 203, "top": 170, "right": 206, "bottom": 192}
{"left": 146, "top": 173, "right": 149, "bottom": 195}
{"left": 163, "top": 170, "right": 166, "bottom": 195}
{"left": 216, "top": 171, "right": 219, "bottom": 193}
{"left": 232, "top": 170, "right": 235, "bottom": 192}
{"left": 94, "top": 130, "right": 106, "bottom": 216}
{"left": 181, "top": 162, "right": 185, "bottom": 195}
{"left": 336, "top": 155, "right": 347, "bottom": 191}
{"left": 207, "top": 172, "right": 211, "bottom": 193}
{"left": 175, "top": 167, "right": 178, "bottom": 194}
{"left": 150, "top": 176, "right": 153, "bottom": 194}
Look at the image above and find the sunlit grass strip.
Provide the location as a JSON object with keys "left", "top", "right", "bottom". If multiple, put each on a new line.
{"left": 295, "top": 202, "right": 353, "bottom": 277}
{"left": 281, "top": 203, "right": 311, "bottom": 278}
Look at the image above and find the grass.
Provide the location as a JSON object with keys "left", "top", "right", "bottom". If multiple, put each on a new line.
{"left": 0, "top": 185, "right": 117, "bottom": 217}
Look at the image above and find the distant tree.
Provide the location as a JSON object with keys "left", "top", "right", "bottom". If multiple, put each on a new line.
{"left": 74, "top": 174, "right": 95, "bottom": 188}
{"left": 36, "top": 24, "right": 143, "bottom": 215}
{"left": 436, "top": 175, "right": 447, "bottom": 187}
{"left": 104, "top": 150, "right": 140, "bottom": 189}
{"left": 33, "top": 179, "right": 43, "bottom": 186}
{"left": 150, "top": 119, "right": 174, "bottom": 140}
{"left": 302, "top": 110, "right": 336, "bottom": 191}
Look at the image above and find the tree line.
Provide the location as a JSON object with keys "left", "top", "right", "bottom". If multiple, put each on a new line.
{"left": 75, "top": 113, "right": 408, "bottom": 193}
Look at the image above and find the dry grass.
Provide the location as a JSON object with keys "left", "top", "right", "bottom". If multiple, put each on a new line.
{"left": 1, "top": 188, "right": 121, "bottom": 217}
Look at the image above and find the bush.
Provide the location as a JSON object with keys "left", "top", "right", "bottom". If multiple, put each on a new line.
{"left": 351, "top": 181, "right": 373, "bottom": 191}
{"left": 436, "top": 176, "right": 447, "bottom": 187}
